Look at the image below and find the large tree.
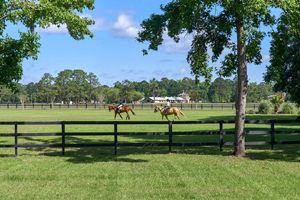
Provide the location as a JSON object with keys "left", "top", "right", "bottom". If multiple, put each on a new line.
{"left": 55, "top": 69, "right": 73, "bottom": 103}
{"left": 36, "top": 73, "right": 55, "bottom": 103}
{"left": 0, "top": 0, "right": 95, "bottom": 92}
{"left": 208, "top": 77, "right": 232, "bottom": 102}
{"left": 86, "top": 72, "right": 100, "bottom": 103}
{"left": 137, "top": 0, "right": 299, "bottom": 156}
{"left": 264, "top": 14, "right": 300, "bottom": 105}
{"left": 71, "top": 69, "right": 88, "bottom": 103}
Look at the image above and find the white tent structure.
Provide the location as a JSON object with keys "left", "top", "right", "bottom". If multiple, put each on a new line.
{"left": 149, "top": 96, "right": 184, "bottom": 103}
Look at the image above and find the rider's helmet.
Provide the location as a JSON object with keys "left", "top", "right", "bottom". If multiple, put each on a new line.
{"left": 167, "top": 99, "right": 169, "bottom": 101}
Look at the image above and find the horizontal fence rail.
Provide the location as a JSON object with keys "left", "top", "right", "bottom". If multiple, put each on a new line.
{"left": 1, "top": 120, "right": 300, "bottom": 156}
{"left": 0, "top": 103, "right": 263, "bottom": 111}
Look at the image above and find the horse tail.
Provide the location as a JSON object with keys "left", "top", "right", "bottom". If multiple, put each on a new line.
{"left": 180, "top": 110, "right": 186, "bottom": 118}
{"left": 130, "top": 108, "right": 136, "bottom": 115}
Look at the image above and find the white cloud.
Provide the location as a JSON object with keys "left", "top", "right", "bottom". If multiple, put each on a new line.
{"left": 109, "top": 14, "right": 141, "bottom": 39}
{"left": 160, "top": 59, "right": 172, "bottom": 62}
{"left": 262, "top": 54, "right": 270, "bottom": 62}
{"left": 99, "top": 73, "right": 115, "bottom": 79}
{"left": 37, "top": 24, "right": 68, "bottom": 34}
{"left": 162, "top": 33, "right": 192, "bottom": 54}
{"left": 173, "top": 68, "right": 187, "bottom": 76}
{"left": 36, "top": 12, "right": 140, "bottom": 39}
{"left": 152, "top": 70, "right": 169, "bottom": 76}
{"left": 36, "top": 14, "right": 107, "bottom": 34}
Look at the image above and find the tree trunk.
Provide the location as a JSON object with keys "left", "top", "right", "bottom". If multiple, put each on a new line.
{"left": 274, "top": 105, "right": 278, "bottom": 114}
{"left": 234, "top": 21, "right": 247, "bottom": 157}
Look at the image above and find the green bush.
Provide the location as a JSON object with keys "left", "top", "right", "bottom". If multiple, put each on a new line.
{"left": 281, "top": 103, "right": 297, "bottom": 114}
{"left": 258, "top": 100, "right": 273, "bottom": 114}
{"left": 246, "top": 109, "right": 255, "bottom": 114}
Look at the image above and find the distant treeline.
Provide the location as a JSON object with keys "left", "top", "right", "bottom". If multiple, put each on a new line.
{"left": 0, "top": 69, "right": 281, "bottom": 104}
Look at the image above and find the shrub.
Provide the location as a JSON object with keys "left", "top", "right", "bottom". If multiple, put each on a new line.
{"left": 258, "top": 100, "right": 273, "bottom": 114}
{"left": 281, "top": 103, "right": 297, "bottom": 114}
{"left": 246, "top": 109, "right": 255, "bottom": 114}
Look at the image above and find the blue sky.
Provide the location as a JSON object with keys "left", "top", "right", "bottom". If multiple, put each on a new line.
{"left": 8, "top": 0, "right": 279, "bottom": 87}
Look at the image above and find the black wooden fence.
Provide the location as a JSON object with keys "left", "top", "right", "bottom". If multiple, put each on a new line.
{"left": 0, "top": 103, "right": 260, "bottom": 111}
{"left": 1, "top": 120, "right": 300, "bottom": 156}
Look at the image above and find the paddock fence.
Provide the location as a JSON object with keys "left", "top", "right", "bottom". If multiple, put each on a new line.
{"left": 0, "top": 103, "right": 261, "bottom": 111}
{"left": 1, "top": 120, "right": 300, "bottom": 156}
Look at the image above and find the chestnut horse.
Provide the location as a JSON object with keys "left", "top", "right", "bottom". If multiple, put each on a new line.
{"left": 154, "top": 106, "right": 186, "bottom": 121}
{"left": 108, "top": 105, "right": 136, "bottom": 120}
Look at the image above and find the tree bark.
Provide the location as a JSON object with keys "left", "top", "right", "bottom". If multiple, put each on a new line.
{"left": 234, "top": 20, "right": 247, "bottom": 157}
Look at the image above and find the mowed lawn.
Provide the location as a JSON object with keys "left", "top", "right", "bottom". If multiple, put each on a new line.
{"left": 0, "top": 109, "right": 300, "bottom": 199}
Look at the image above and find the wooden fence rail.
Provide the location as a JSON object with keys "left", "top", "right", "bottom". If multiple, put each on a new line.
{"left": 0, "top": 103, "right": 261, "bottom": 111}
{"left": 1, "top": 120, "right": 300, "bottom": 156}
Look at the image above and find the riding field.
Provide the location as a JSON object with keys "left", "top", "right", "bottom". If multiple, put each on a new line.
{"left": 0, "top": 109, "right": 300, "bottom": 199}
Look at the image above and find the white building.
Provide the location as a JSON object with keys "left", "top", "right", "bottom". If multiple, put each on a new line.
{"left": 148, "top": 96, "right": 184, "bottom": 103}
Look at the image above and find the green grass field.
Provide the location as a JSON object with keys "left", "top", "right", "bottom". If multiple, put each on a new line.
{"left": 1, "top": 110, "right": 300, "bottom": 199}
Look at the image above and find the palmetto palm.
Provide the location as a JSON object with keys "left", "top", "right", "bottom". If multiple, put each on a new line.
{"left": 271, "top": 96, "right": 284, "bottom": 114}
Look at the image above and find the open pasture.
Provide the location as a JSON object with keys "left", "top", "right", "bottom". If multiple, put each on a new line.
{"left": 0, "top": 109, "right": 300, "bottom": 199}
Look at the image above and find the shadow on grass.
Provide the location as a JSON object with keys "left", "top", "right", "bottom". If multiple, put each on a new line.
{"left": 199, "top": 114, "right": 299, "bottom": 121}
{"left": 11, "top": 134, "right": 300, "bottom": 163}
{"left": 1, "top": 113, "right": 299, "bottom": 163}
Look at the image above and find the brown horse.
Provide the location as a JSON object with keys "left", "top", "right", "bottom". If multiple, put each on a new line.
{"left": 108, "top": 105, "right": 136, "bottom": 120}
{"left": 154, "top": 106, "right": 186, "bottom": 121}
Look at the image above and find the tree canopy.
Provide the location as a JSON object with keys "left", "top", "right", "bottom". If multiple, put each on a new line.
{"left": 137, "top": 0, "right": 300, "bottom": 156}
{"left": 0, "top": 0, "right": 95, "bottom": 92}
{"left": 264, "top": 12, "right": 300, "bottom": 105}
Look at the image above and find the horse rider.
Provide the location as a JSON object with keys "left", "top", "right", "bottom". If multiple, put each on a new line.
{"left": 165, "top": 99, "right": 171, "bottom": 114}
{"left": 117, "top": 99, "right": 123, "bottom": 112}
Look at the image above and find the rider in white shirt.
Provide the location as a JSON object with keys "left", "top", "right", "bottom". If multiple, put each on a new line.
{"left": 117, "top": 99, "right": 123, "bottom": 112}
{"left": 165, "top": 99, "right": 170, "bottom": 114}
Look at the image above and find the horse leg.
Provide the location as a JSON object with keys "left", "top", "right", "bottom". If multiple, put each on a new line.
{"left": 118, "top": 113, "right": 123, "bottom": 120}
{"left": 126, "top": 111, "right": 130, "bottom": 120}
{"left": 166, "top": 115, "right": 170, "bottom": 121}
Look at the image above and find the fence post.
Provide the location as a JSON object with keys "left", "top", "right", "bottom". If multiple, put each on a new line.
{"left": 7, "top": 103, "right": 9, "bottom": 109}
{"left": 86, "top": 103, "right": 87, "bottom": 109}
{"left": 211, "top": 104, "right": 213, "bottom": 110}
{"left": 254, "top": 104, "right": 255, "bottom": 110}
{"left": 62, "top": 122, "right": 65, "bottom": 155}
{"left": 271, "top": 121, "right": 275, "bottom": 150}
{"left": 232, "top": 104, "right": 234, "bottom": 110}
{"left": 219, "top": 122, "right": 223, "bottom": 151}
{"left": 169, "top": 121, "right": 172, "bottom": 154}
{"left": 132, "top": 103, "right": 134, "bottom": 109}
{"left": 222, "top": 104, "right": 223, "bottom": 110}
{"left": 33, "top": 104, "right": 34, "bottom": 109}
{"left": 15, "top": 122, "right": 18, "bottom": 156}
{"left": 16, "top": 103, "right": 17, "bottom": 109}
{"left": 201, "top": 104, "right": 203, "bottom": 110}
{"left": 142, "top": 103, "right": 143, "bottom": 109}
{"left": 68, "top": 104, "right": 69, "bottom": 109}
{"left": 42, "top": 104, "right": 43, "bottom": 109}
{"left": 181, "top": 104, "right": 183, "bottom": 109}
{"left": 191, "top": 104, "right": 192, "bottom": 110}
{"left": 114, "top": 122, "right": 118, "bottom": 155}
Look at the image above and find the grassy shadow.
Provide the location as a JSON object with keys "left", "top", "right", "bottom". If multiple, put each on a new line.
{"left": 1, "top": 113, "right": 299, "bottom": 163}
